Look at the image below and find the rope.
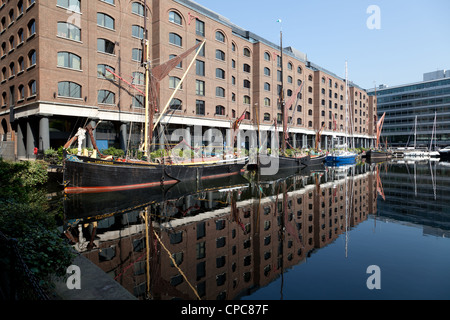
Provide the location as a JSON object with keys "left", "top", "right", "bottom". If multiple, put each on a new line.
{"left": 152, "top": 230, "right": 201, "bottom": 300}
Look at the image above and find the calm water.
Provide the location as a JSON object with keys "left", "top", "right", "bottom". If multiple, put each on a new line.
{"left": 61, "top": 160, "right": 450, "bottom": 300}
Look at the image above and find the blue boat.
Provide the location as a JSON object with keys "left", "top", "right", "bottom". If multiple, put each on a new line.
{"left": 325, "top": 151, "right": 357, "bottom": 165}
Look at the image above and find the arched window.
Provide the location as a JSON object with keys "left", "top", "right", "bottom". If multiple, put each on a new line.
{"left": 98, "top": 90, "right": 115, "bottom": 105}
{"left": 97, "top": 64, "right": 115, "bottom": 80}
{"left": 264, "top": 82, "right": 270, "bottom": 91}
{"left": 215, "top": 105, "right": 225, "bottom": 115}
{"left": 9, "top": 62, "right": 15, "bottom": 77}
{"left": 170, "top": 98, "right": 182, "bottom": 110}
{"left": 57, "top": 0, "right": 81, "bottom": 12}
{"left": 169, "top": 32, "right": 182, "bottom": 46}
{"left": 18, "top": 56, "right": 24, "bottom": 72}
{"left": 17, "top": 28, "right": 24, "bottom": 44}
{"left": 27, "top": 19, "right": 36, "bottom": 37}
{"left": 264, "top": 52, "right": 271, "bottom": 61}
{"left": 131, "top": 71, "right": 145, "bottom": 85}
{"left": 243, "top": 63, "right": 251, "bottom": 73}
{"left": 132, "top": 95, "right": 144, "bottom": 108}
{"left": 287, "top": 62, "right": 293, "bottom": 70}
{"left": 58, "top": 52, "right": 81, "bottom": 70}
{"left": 57, "top": 22, "right": 81, "bottom": 41}
{"left": 97, "top": 13, "right": 115, "bottom": 30}
{"left": 132, "top": 25, "right": 144, "bottom": 39}
{"left": 216, "top": 87, "right": 225, "bottom": 98}
{"left": 216, "top": 68, "right": 225, "bottom": 79}
{"left": 243, "top": 95, "right": 251, "bottom": 105}
{"left": 169, "top": 11, "right": 182, "bottom": 25}
{"left": 215, "top": 31, "right": 225, "bottom": 42}
{"left": 9, "top": 36, "right": 15, "bottom": 51}
{"left": 297, "top": 66, "right": 302, "bottom": 74}
{"left": 28, "top": 49, "right": 36, "bottom": 66}
{"left": 264, "top": 67, "right": 271, "bottom": 76}
{"left": 243, "top": 47, "right": 251, "bottom": 57}
{"left": 58, "top": 81, "right": 81, "bottom": 98}
{"left": 215, "top": 49, "right": 225, "bottom": 61}
{"left": 264, "top": 98, "right": 271, "bottom": 107}
{"left": 18, "top": 85, "right": 25, "bottom": 100}
{"left": 243, "top": 79, "right": 251, "bottom": 89}
{"left": 131, "top": 2, "right": 145, "bottom": 16}
{"left": 97, "top": 38, "right": 115, "bottom": 54}
{"left": 169, "top": 76, "right": 182, "bottom": 89}
{"left": 264, "top": 113, "right": 271, "bottom": 121}
{"left": 132, "top": 48, "right": 142, "bottom": 62}
{"left": 28, "top": 80, "right": 36, "bottom": 96}
{"left": 297, "top": 118, "right": 302, "bottom": 125}
{"left": 17, "top": 1, "right": 24, "bottom": 15}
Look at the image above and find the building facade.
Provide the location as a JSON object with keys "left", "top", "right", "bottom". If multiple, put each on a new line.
{"left": 368, "top": 70, "right": 450, "bottom": 148}
{"left": 0, "top": 0, "right": 376, "bottom": 161}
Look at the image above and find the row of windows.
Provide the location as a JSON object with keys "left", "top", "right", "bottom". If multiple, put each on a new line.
{"left": 0, "top": 0, "right": 34, "bottom": 32}
{"left": 0, "top": 19, "right": 35, "bottom": 56}
{"left": 1, "top": 80, "right": 35, "bottom": 107}
{"left": 57, "top": 20, "right": 145, "bottom": 45}
{"left": 57, "top": 0, "right": 146, "bottom": 16}
{"left": 1, "top": 50, "right": 35, "bottom": 82}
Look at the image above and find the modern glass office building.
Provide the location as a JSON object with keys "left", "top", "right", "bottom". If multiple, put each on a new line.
{"left": 368, "top": 70, "right": 450, "bottom": 148}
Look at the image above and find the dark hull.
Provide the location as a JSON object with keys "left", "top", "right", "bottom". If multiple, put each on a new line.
{"left": 63, "top": 155, "right": 248, "bottom": 194}
{"left": 366, "top": 150, "right": 392, "bottom": 162}
{"left": 258, "top": 154, "right": 309, "bottom": 169}
{"left": 306, "top": 154, "right": 326, "bottom": 166}
{"left": 439, "top": 151, "right": 450, "bottom": 160}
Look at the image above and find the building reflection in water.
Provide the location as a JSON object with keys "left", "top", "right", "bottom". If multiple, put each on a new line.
{"left": 63, "top": 164, "right": 379, "bottom": 300}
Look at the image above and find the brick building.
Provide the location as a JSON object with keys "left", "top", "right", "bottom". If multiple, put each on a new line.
{"left": 0, "top": 0, "right": 376, "bottom": 160}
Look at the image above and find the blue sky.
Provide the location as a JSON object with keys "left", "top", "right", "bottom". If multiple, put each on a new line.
{"left": 192, "top": 0, "right": 450, "bottom": 90}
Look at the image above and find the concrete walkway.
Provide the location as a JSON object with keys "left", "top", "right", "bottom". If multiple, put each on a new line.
{"left": 52, "top": 254, "right": 137, "bottom": 300}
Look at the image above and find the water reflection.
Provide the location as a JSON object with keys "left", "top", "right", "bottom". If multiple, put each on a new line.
{"left": 377, "top": 160, "right": 450, "bottom": 236}
{"left": 63, "top": 164, "right": 379, "bottom": 300}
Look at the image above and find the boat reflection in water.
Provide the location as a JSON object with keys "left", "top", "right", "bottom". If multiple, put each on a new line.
{"left": 63, "top": 164, "right": 378, "bottom": 300}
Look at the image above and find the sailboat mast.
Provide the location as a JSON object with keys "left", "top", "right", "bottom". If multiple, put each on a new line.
{"left": 143, "top": 0, "right": 150, "bottom": 158}
{"left": 414, "top": 115, "right": 417, "bottom": 149}
{"left": 280, "top": 28, "right": 286, "bottom": 154}
{"left": 345, "top": 61, "right": 348, "bottom": 150}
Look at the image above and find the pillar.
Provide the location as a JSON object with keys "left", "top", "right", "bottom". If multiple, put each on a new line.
{"left": 39, "top": 117, "right": 50, "bottom": 151}
{"left": 17, "top": 121, "right": 26, "bottom": 159}
{"left": 158, "top": 124, "right": 165, "bottom": 150}
{"left": 26, "top": 120, "right": 37, "bottom": 159}
{"left": 119, "top": 122, "right": 128, "bottom": 152}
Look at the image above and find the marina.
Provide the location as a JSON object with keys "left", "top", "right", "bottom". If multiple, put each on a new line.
{"left": 57, "top": 159, "right": 450, "bottom": 300}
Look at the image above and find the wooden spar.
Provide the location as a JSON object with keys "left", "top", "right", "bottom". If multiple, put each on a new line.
{"left": 105, "top": 68, "right": 145, "bottom": 95}
{"left": 153, "top": 40, "right": 205, "bottom": 131}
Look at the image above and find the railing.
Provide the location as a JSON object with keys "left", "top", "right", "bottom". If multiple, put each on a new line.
{"left": 0, "top": 230, "right": 49, "bottom": 300}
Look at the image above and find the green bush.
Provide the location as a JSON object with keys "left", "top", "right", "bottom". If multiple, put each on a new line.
{"left": 0, "top": 159, "right": 75, "bottom": 291}
{"left": 102, "top": 147, "right": 125, "bottom": 158}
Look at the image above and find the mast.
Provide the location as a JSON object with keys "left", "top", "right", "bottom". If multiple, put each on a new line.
{"left": 345, "top": 61, "right": 348, "bottom": 150}
{"left": 143, "top": 0, "right": 150, "bottom": 158}
{"left": 279, "top": 24, "right": 287, "bottom": 154}
{"left": 414, "top": 115, "right": 417, "bottom": 149}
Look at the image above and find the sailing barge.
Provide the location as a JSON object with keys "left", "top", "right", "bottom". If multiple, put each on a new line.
{"left": 63, "top": 152, "right": 248, "bottom": 194}
{"left": 63, "top": 39, "right": 248, "bottom": 194}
